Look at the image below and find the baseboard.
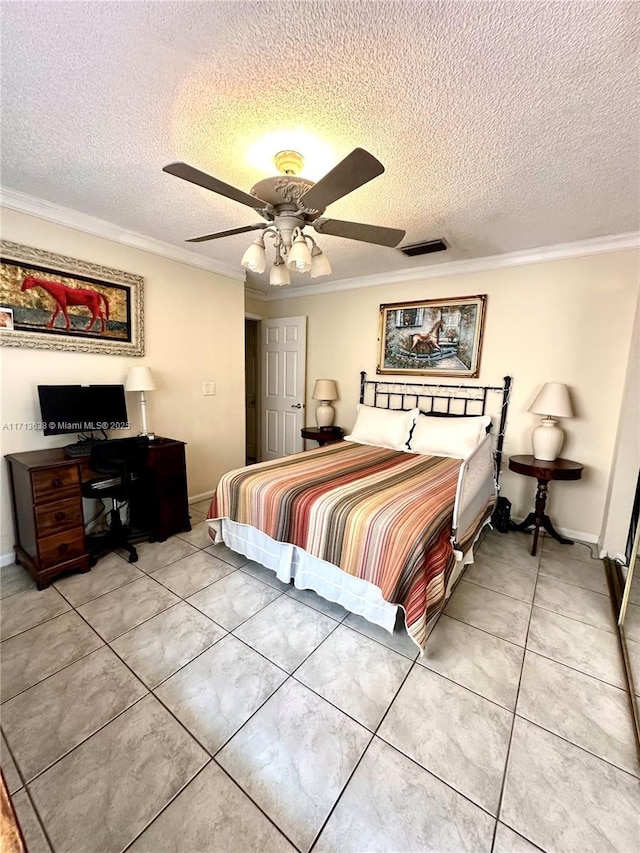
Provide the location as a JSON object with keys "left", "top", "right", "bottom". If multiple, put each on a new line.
{"left": 189, "top": 491, "right": 215, "bottom": 505}
{"left": 509, "top": 517, "right": 599, "bottom": 546}
{"left": 1, "top": 551, "right": 16, "bottom": 568}
{"left": 600, "top": 550, "right": 628, "bottom": 564}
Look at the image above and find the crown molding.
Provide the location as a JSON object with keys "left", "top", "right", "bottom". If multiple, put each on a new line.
{"left": 244, "top": 286, "right": 268, "bottom": 302}
{"left": 0, "top": 187, "right": 245, "bottom": 281}
{"left": 3, "top": 188, "right": 636, "bottom": 298}
{"left": 257, "top": 231, "right": 640, "bottom": 300}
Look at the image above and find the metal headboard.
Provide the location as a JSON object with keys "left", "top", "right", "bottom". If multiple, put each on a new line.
{"left": 359, "top": 371, "right": 512, "bottom": 485}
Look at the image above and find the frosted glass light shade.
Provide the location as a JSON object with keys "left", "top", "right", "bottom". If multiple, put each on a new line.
{"left": 310, "top": 247, "right": 332, "bottom": 278}
{"left": 125, "top": 366, "right": 156, "bottom": 392}
{"left": 241, "top": 236, "right": 266, "bottom": 274}
{"left": 269, "top": 263, "right": 291, "bottom": 286}
{"left": 286, "top": 233, "right": 312, "bottom": 272}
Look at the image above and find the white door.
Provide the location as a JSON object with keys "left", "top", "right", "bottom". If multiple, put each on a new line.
{"left": 261, "top": 316, "right": 307, "bottom": 460}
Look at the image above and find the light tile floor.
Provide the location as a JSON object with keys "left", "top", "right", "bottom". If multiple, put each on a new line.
{"left": 2, "top": 521, "right": 640, "bottom": 852}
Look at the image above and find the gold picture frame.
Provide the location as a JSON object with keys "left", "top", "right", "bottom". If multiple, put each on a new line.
{"left": 377, "top": 295, "right": 486, "bottom": 377}
{"left": 0, "top": 241, "right": 144, "bottom": 356}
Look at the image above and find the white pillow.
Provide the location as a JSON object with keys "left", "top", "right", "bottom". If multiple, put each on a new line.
{"left": 345, "top": 404, "right": 419, "bottom": 451}
{"left": 408, "top": 414, "right": 491, "bottom": 458}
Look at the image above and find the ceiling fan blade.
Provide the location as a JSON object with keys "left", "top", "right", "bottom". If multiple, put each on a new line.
{"left": 314, "top": 218, "right": 405, "bottom": 247}
{"left": 186, "top": 223, "right": 265, "bottom": 243}
{"left": 300, "top": 148, "right": 385, "bottom": 210}
{"left": 163, "top": 162, "right": 269, "bottom": 212}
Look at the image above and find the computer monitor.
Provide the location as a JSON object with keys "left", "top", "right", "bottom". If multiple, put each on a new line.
{"left": 37, "top": 385, "right": 129, "bottom": 436}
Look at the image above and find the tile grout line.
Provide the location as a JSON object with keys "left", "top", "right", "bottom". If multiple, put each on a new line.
{"left": 461, "top": 575, "right": 537, "bottom": 605}
{"left": 520, "top": 644, "right": 628, "bottom": 693}
{"left": 488, "top": 543, "right": 541, "bottom": 852}
{"left": 119, "top": 759, "right": 218, "bottom": 853}
{"left": 18, "top": 775, "right": 57, "bottom": 853}
{"left": 444, "top": 600, "right": 623, "bottom": 692}
{"left": 2, "top": 533, "right": 627, "bottom": 851}
{"left": 10, "top": 580, "right": 297, "bottom": 852}
{"left": 512, "top": 709, "right": 640, "bottom": 782}
{"left": 530, "top": 600, "right": 617, "bottom": 635}
{"left": 441, "top": 611, "right": 527, "bottom": 649}
{"left": 307, "top": 618, "right": 437, "bottom": 852}
{"left": 102, "top": 584, "right": 347, "bottom": 849}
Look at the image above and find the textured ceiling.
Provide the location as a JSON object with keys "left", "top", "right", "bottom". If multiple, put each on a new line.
{"left": 1, "top": 1, "right": 638, "bottom": 292}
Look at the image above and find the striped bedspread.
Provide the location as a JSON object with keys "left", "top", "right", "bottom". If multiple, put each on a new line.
{"left": 211, "top": 441, "right": 489, "bottom": 647}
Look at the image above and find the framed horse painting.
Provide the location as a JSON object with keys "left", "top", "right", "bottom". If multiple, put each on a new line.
{"left": 377, "top": 295, "right": 486, "bottom": 377}
{"left": 0, "top": 241, "right": 144, "bottom": 356}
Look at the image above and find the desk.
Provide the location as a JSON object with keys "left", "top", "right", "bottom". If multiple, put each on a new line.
{"left": 5, "top": 437, "right": 190, "bottom": 589}
{"left": 509, "top": 455, "right": 583, "bottom": 557}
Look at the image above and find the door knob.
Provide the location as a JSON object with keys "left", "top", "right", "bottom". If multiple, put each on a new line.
{"left": 291, "top": 403, "right": 302, "bottom": 409}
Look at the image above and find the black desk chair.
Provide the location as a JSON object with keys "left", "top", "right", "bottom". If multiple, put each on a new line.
{"left": 82, "top": 436, "right": 150, "bottom": 566}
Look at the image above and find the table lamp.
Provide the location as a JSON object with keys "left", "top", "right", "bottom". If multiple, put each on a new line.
{"left": 312, "top": 379, "right": 338, "bottom": 428}
{"left": 125, "top": 366, "right": 156, "bottom": 439}
{"left": 528, "top": 382, "right": 573, "bottom": 461}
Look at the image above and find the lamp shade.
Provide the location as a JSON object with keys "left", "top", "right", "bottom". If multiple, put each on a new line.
{"left": 241, "top": 235, "right": 267, "bottom": 274}
{"left": 528, "top": 382, "right": 572, "bottom": 418}
{"left": 286, "top": 233, "right": 312, "bottom": 272}
{"left": 125, "top": 366, "right": 156, "bottom": 392}
{"left": 269, "top": 263, "right": 291, "bottom": 286}
{"left": 312, "top": 379, "right": 338, "bottom": 401}
{"left": 310, "top": 247, "right": 332, "bottom": 278}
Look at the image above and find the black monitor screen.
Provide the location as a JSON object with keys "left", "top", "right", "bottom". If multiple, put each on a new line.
{"left": 38, "top": 385, "right": 128, "bottom": 436}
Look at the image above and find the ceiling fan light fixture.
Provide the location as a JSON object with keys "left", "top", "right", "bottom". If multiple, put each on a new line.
{"left": 241, "top": 233, "right": 267, "bottom": 274}
{"left": 164, "top": 147, "right": 402, "bottom": 286}
{"left": 310, "top": 245, "right": 332, "bottom": 278}
{"left": 269, "top": 259, "right": 291, "bottom": 286}
{"left": 286, "top": 229, "right": 312, "bottom": 272}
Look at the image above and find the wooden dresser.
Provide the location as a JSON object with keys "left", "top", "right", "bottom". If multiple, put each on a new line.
{"left": 5, "top": 437, "right": 190, "bottom": 589}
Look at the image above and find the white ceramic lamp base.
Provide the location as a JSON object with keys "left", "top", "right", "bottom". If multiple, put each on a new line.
{"left": 531, "top": 417, "right": 564, "bottom": 461}
{"left": 315, "top": 401, "right": 335, "bottom": 428}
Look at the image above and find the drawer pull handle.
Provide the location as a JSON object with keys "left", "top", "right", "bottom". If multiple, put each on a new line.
{"left": 55, "top": 512, "right": 65, "bottom": 521}
{"left": 52, "top": 478, "right": 62, "bottom": 488}
{"left": 58, "top": 543, "right": 69, "bottom": 554}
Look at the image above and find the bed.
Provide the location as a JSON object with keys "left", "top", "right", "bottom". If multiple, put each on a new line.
{"left": 207, "top": 373, "right": 512, "bottom": 652}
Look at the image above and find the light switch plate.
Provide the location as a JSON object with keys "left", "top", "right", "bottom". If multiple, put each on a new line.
{"left": 202, "top": 381, "right": 216, "bottom": 396}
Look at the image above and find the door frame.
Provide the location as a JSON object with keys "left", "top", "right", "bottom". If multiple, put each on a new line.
{"left": 245, "top": 312, "right": 265, "bottom": 462}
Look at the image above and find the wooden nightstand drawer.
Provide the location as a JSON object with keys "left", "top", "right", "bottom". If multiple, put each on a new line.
{"left": 37, "top": 528, "right": 86, "bottom": 568}
{"left": 32, "top": 466, "right": 79, "bottom": 504}
{"left": 35, "top": 498, "right": 84, "bottom": 538}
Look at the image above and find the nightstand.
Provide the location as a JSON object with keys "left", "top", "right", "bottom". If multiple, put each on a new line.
{"left": 509, "top": 455, "right": 584, "bottom": 557}
{"left": 301, "top": 426, "right": 344, "bottom": 447}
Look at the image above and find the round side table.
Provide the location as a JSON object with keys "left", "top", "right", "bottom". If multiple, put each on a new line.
{"left": 508, "top": 455, "right": 584, "bottom": 557}
{"left": 301, "top": 426, "right": 344, "bottom": 447}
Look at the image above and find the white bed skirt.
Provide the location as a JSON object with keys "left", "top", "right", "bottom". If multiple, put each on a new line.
{"left": 208, "top": 517, "right": 484, "bottom": 643}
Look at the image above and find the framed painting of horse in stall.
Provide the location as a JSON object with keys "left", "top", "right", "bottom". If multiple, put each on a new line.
{"left": 377, "top": 295, "right": 486, "bottom": 377}
{"left": 0, "top": 241, "right": 144, "bottom": 356}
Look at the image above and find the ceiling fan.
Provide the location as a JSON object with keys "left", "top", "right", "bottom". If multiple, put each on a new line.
{"left": 162, "top": 148, "right": 406, "bottom": 283}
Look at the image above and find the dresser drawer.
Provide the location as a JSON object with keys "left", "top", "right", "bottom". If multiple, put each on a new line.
{"left": 35, "top": 498, "right": 84, "bottom": 538}
{"left": 32, "top": 466, "right": 80, "bottom": 503}
{"left": 37, "top": 528, "right": 86, "bottom": 568}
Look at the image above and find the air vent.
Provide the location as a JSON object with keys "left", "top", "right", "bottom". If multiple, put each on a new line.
{"left": 400, "top": 239, "right": 448, "bottom": 257}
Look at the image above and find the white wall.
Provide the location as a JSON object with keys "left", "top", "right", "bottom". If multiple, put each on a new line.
{"left": 600, "top": 287, "right": 640, "bottom": 560}
{"left": 0, "top": 208, "right": 246, "bottom": 562}
{"left": 264, "top": 249, "right": 639, "bottom": 542}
